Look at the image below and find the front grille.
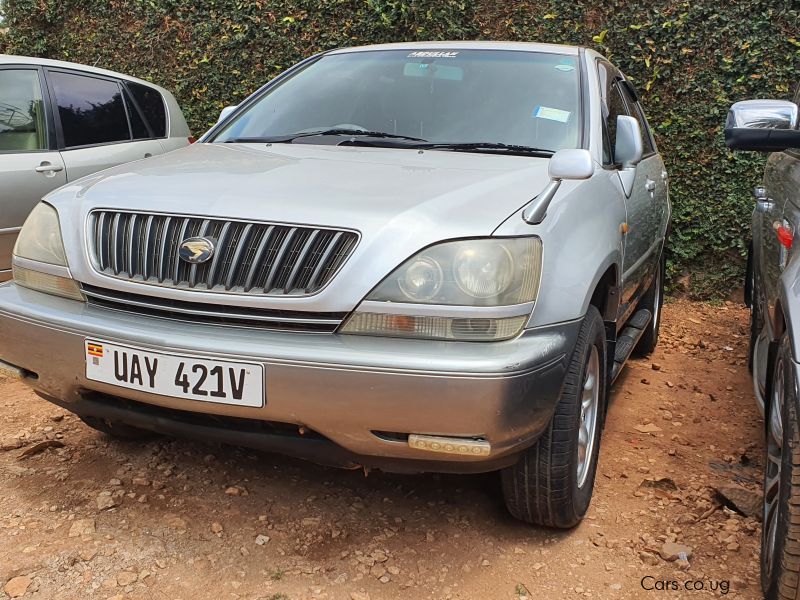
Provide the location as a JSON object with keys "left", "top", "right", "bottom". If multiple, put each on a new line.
{"left": 88, "top": 210, "right": 359, "bottom": 296}
{"left": 82, "top": 284, "right": 346, "bottom": 333}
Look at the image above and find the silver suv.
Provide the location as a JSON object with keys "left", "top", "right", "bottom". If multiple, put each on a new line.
{"left": 0, "top": 55, "right": 192, "bottom": 281}
{"left": 0, "top": 42, "right": 670, "bottom": 528}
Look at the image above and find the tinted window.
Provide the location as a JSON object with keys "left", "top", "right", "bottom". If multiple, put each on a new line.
{"left": 123, "top": 87, "right": 150, "bottom": 139}
{"left": 49, "top": 71, "right": 130, "bottom": 147}
{"left": 0, "top": 69, "right": 47, "bottom": 152}
{"left": 603, "top": 84, "right": 628, "bottom": 163}
{"left": 214, "top": 50, "right": 583, "bottom": 152}
{"left": 128, "top": 82, "right": 167, "bottom": 137}
{"left": 618, "top": 81, "right": 655, "bottom": 154}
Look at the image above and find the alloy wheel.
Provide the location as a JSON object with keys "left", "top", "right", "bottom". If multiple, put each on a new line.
{"left": 577, "top": 345, "right": 600, "bottom": 489}
{"left": 764, "top": 354, "right": 785, "bottom": 577}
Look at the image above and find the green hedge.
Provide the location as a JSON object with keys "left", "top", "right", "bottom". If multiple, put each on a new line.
{"left": 1, "top": 0, "right": 798, "bottom": 297}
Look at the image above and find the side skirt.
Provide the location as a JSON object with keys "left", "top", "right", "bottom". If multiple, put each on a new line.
{"left": 610, "top": 309, "right": 653, "bottom": 384}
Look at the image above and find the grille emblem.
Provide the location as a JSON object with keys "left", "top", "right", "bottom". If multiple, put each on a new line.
{"left": 179, "top": 237, "right": 215, "bottom": 264}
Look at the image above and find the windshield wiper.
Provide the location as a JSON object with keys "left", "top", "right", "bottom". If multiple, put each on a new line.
{"left": 417, "top": 142, "right": 555, "bottom": 156}
{"left": 223, "top": 129, "right": 428, "bottom": 144}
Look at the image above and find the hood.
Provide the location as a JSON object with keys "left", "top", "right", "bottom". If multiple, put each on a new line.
{"left": 50, "top": 143, "right": 556, "bottom": 312}
{"left": 63, "top": 142, "right": 550, "bottom": 237}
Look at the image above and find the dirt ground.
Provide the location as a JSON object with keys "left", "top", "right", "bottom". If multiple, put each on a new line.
{"left": 0, "top": 299, "right": 765, "bottom": 600}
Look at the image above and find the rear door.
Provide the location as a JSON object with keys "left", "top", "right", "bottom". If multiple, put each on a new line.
{"left": 0, "top": 66, "right": 66, "bottom": 281}
{"left": 45, "top": 69, "right": 164, "bottom": 181}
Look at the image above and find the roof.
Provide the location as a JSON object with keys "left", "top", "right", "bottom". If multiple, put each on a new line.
{"left": 328, "top": 41, "right": 582, "bottom": 56}
{"left": 0, "top": 54, "right": 169, "bottom": 93}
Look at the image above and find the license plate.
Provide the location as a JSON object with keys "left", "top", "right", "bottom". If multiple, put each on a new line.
{"left": 84, "top": 340, "right": 264, "bottom": 407}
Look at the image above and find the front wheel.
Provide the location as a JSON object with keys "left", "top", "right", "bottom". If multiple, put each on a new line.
{"left": 501, "top": 305, "right": 606, "bottom": 528}
{"left": 761, "top": 334, "right": 800, "bottom": 600}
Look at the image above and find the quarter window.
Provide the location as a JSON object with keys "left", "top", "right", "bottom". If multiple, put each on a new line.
{"left": 127, "top": 82, "right": 167, "bottom": 137}
{"left": 49, "top": 71, "right": 130, "bottom": 148}
{"left": 0, "top": 69, "right": 47, "bottom": 152}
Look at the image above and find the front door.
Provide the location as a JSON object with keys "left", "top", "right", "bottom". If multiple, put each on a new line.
{"left": 0, "top": 67, "right": 66, "bottom": 281}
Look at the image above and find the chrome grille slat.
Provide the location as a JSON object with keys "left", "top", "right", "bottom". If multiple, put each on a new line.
{"left": 157, "top": 216, "right": 172, "bottom": 282}
{"left": 88, "top": 211, "right": 358, "bottom": 297}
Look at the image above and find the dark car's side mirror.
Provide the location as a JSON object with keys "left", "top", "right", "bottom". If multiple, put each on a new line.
{"left": 725, "top": 99, "right": 800, "bottom": 151}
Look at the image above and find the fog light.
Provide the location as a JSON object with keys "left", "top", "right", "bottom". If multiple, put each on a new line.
{"left": 408, "top": 434, "right": 491, "bottom": 456}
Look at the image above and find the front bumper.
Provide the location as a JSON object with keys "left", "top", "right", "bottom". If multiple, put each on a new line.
{"left": 0, "top": 282, "right": 580, "bottom": 473}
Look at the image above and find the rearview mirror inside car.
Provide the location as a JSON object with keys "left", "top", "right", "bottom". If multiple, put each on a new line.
{"left": 725, "top": 99, "right": 800, "bottom": 152}
{"left": 615, "top": 115, "right": 643, "bottom": 168}
{"left": 217, "top": 105, "right": 239, "bottom": 123}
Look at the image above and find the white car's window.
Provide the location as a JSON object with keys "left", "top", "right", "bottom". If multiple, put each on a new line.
{"left": 127, "top": 82, "right": 167, "bottom": 137}
{"left": 0, "top": 69, "right": 47, "bottom": 152}
{"left": 49, "top": 71, "right": 130, "bottom": 148}
{"left": 214, "top": 50, "right": 582, "bottom": 153}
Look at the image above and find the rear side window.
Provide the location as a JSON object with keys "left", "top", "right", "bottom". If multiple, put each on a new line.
{"left": 0, "top": 69, "right": 48, "bottom": 152}
{"left": 127, "top": 82, "right": 167, "bottom": 137}
{"left": 122, "top": 87, "right": 150, "bottom": 140}
{"left": 49, "top": 71, "right": 130, "bottom": 148}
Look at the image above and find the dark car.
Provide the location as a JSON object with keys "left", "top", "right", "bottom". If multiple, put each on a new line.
{"left": 726, "top": 85, "right": 800, "bottom": 599}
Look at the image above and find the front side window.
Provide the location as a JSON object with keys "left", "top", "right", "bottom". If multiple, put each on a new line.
{"left": 213, "top": 50, "right": 583, "bottom": 153}
{"left": 617, "top": 81, "right": 655, "bottom": 155}
{"left": 49, "top": 71, "right": 130, "bottom": 148}
{"left": 598, "top": 63, "right": 629, "bottom": 165}
{"left": 0, "top": 69, "right": 47, "bottom": 152}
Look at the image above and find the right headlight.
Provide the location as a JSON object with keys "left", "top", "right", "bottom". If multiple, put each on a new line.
{"left": 340, "top": 237, "right": 542, "bottom": 341}
{"left": 12, "top": 202, "right": 84, "bottom": 301}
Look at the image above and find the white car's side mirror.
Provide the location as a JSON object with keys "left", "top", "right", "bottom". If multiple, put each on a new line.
{"left": 217, "top": 105, "right": 239, "bottom": 123}
{"left": 615, "top": 115, "right": 643, "bottom": 168}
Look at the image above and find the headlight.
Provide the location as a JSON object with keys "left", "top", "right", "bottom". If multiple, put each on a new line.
{"left": 366, "top": 237, "right": 542, "bottom": 306}
{"left": 13, "top": 203, "right": 69, "bottom": 266}
{"left": 12, "top": 203, "right": 84, "bottom": 302}
{"left": 340, "top": 237, "right": 542, "bottom": 341}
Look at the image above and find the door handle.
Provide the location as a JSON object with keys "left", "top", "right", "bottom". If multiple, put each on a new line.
{"left": 645, "top": 179, "right": 656, "bottom": 192}
{"left": 144, "top": 153, "right": 152, "bottom": 158}
{"left": 34, "top": 163, "right": 64, "bottom": 176}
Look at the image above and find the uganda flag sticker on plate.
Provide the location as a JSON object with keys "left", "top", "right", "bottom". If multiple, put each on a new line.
{"left": 86, "top": 342, "right": 104, "bottom": 358}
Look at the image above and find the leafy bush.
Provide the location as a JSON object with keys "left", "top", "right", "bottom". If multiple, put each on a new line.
{"left": 1, "top": 0, "right": 798, "bottom": 297}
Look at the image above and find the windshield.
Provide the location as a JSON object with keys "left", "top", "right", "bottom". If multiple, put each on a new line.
{"left": 212, "top": 49, "right": 583, "bottom": 152}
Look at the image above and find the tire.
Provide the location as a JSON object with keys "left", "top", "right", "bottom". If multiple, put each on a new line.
{"left": 501, "top": 305, "right": 606, "bottom": 528}
{"left": 632, "top": 254, "right": 664, "bottom": 357}
{"left": 80, "top": 416, "right": 157, "bottom": 441}
{"left": 762, "top": 333, "right": 800, "bottom": 600}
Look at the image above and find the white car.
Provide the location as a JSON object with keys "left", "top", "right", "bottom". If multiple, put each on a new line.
{"left": 0, "top": 55, "right": 192, "bottom": 281}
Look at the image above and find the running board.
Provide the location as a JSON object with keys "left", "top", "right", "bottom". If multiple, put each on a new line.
{"left": 610, "top": 309, "right": 652, "bottom": 383}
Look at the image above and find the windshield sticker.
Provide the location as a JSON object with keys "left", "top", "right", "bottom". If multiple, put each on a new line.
{"left": 407, "top": 51, "right": 459, "bottom": 58}
{"left": 533, "top": 106, "right": 572, "bottom": 123}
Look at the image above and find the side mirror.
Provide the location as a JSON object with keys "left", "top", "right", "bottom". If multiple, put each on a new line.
{"left": 615, "top": 115, "right": 643, "bottom": 168}
{"left": 522, "top": 149, "right": 595, "bottom": 224}
{"left": 725, "top": 99, "right": 800, "bottom": 152}
{"left": 217, "top": 105, "right": 239, "bottom": 123}
{"left": 548, "top": 149, "right": 594, "bottom": 180}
